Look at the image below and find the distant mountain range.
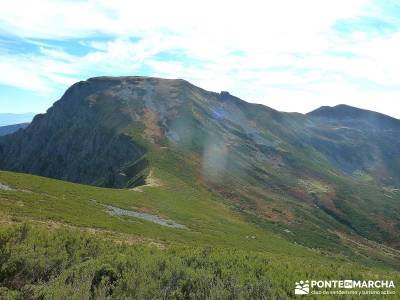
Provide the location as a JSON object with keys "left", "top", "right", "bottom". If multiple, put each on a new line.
{"left": 0, "top": 123, "right": 30, "bottom": 136}
{"left": 0, "top": 76, "right": 399, "bottom": 265}
{"left": 0, "top": 112, "right": 35, "bottom": 126}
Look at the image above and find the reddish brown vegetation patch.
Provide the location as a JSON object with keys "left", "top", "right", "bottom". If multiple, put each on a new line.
{"left": 143, "top": 109, "right": 162, "bottom": 140}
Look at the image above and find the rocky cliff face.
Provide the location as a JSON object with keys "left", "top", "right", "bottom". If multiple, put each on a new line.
{"left": 0, "top": 78, "right": 149, "bottom": 187}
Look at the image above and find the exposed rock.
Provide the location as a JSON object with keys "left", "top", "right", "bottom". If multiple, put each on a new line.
{"left": 0, "top": 183, "right": 14, "bottom": 191}
{"left": 105, "top": 204, "right": 187, "bottom": 229}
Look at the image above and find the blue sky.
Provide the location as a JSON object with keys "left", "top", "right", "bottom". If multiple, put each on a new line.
{"left": 0, "top": 0, "right": 400, "bottom": 118}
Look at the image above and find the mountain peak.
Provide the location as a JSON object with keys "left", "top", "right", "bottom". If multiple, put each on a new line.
{"left": 87, "top": 75, "right": 185, "bottom": 82}
{"left": 308, "top": 104, "right": 400, "bottom": 130}
{"left": 309, "top": 104, "right": 370, "bottom": 117}
{"left": 84, "top": 76, "right": 193, "bottom": 89}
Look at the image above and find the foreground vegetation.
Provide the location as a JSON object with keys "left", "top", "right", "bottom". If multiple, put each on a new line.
{"left": 1, "top": 224, "right": 399, "bottom": 300}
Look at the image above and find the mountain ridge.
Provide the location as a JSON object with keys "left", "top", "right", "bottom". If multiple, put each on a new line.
{"left": 1, "top": 76, "right": 399, "bottom": 188}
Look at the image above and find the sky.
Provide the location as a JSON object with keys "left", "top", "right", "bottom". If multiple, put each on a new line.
{"left": 0, "top": 0, "right": 400, "bottom": 118}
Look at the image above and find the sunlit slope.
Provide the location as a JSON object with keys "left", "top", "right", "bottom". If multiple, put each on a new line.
{"left": 1, "top": 168, "right": 399, "bottom": 272}
{"left": 0, "top": 170, "right": 304, "bottom": 255}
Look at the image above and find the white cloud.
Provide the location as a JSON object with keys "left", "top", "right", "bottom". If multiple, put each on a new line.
{"left": 0, "top": 1, "right": 368, "bottom": 38}
{"left": 0, "top": 0, "right": 400, "bottom": 117}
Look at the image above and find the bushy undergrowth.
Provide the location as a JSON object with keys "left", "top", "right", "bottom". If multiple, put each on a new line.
{"left": 0, "top": 225, "right": 288, "bottom": 299}
{"left": 0, "top": 225, "right": 398, "bottom": 300}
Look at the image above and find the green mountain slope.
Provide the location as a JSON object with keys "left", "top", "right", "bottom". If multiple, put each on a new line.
{"left": 0, "top": 171, "right": 399, "bottom": 299}
{"left": 0, "top": 76, "right": 399, "bottom": 298}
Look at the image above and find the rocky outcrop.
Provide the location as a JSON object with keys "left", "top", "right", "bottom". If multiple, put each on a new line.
{"left": 0, "top": 78, "right": 147, "bottom": 188}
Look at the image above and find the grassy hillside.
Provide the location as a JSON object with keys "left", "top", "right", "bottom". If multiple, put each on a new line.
{"left": 1, "top": 170, "right": 399, "bottom": 299}
{"left": 0, "top": 170, "right": 310, "bottom": 256}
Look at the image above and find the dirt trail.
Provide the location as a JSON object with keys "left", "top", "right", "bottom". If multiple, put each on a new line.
{"left": 131, "top": 169, "right": 162, "bottom": 192}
